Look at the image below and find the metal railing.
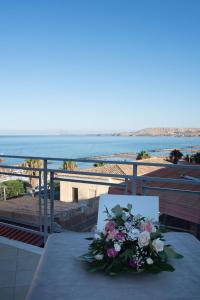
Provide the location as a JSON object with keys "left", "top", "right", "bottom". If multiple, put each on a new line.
{"left": 0, "top": 154, "right": 200, "bottom": 243}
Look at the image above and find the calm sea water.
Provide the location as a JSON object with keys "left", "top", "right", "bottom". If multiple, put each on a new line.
{"left": 0, "top": 135, "right": 200, "bottom": 166}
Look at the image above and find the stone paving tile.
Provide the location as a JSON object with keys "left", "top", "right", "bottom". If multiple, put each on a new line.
{"left": 0, "top": 271, "right": 16, "bottom": 288}
{"left": 14, "top": 285, "right": 29, "bottom": 300}
{"left": 0, "top": 287, "right": 14, "bottom": 300}
{"left": 17, "top": 250, "right": 40, "bottom": 271}
{"left": 0, "top": 244, "right": 18, "bottom": 260}
{"left": 0, "top": 258, "right": 17, "bottom": 272}
{"left": 15, "top": 270, "right": 35, "bottom": 287}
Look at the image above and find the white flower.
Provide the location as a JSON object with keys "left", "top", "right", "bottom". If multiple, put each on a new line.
{"left": 152, "top": 226, "right": 157, "bottom": 233}
{"left": 94, "top": 254, "right": 104, "bottom": 260}
{"left": 94, "top": 233, "right": 100, "bottom": 239}
{"left": 138, "top": 231, "right": 150, "bottom": 248}
{"left": 128, "top": 228, "right": 140, "bottom": 241}
{"left": 152, "top": 238, "right": 164, "bottom": 253}
{"left": 146, "top": 258, "right": 154, "bottom": 265}
{"left": 124, "top": 221, "right": 132, "bottom": 230}
{"left": 114, "top": 243, "right": 121, "bottom": 252}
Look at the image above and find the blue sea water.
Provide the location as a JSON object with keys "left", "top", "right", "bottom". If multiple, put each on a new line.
{"left": 0, "top": 135, "right": 200, "bottom": 167}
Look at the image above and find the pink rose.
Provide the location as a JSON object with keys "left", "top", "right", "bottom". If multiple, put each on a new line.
{"left": 107, "top": 248, "right": 118, "bottom": 258}
{"left": 105, "top": 221, "right": 115, "bottom": 232}
{"left": 128, "top": 259, "right": 137, "bottom": 268}
{"left": 115, "top": 231, "right": 125, "bottom": 241}
{"left": 141, "top": 221, "right": 153, "bottom": 233}
{"left": 108, "top": 229, "right": 118, "bottom": 240}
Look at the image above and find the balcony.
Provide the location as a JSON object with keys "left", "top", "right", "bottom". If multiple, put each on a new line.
{"left": 0, "top": 154, "right": 200, "bottom": 300}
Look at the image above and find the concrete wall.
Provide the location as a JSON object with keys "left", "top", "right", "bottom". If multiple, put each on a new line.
{"left": 60, "top": 181, "right": 109, "bottom": 202}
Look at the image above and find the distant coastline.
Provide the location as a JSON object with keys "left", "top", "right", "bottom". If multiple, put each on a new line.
{"left": 0, "top": 127, "right": 200, "bottom": 137}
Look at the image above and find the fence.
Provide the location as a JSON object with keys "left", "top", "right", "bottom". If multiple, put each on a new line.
{"left": 0, "top": 154, "right": 200, "bottom": 243}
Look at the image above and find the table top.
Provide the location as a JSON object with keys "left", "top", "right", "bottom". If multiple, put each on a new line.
{"left": 27, "top": 231, "right": 200, "bottom": 300}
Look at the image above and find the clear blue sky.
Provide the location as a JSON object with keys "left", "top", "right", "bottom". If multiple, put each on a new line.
{"left": 0, "top": 0, "right": 199, "bottom": 133}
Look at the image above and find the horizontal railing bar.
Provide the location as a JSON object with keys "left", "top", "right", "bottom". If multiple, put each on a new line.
{"left": 135, "top": 161, "right": 200, "bottom": 169}
{"left": 55, "top": 176, "right": 126, "bottom": 187}
{"left": 0, "top": 154, "right": 133, "bottom": 165}
{"left": 0, "top": 221, "right": 45, "bottom": 236}
{"left": 0, "top": 164, "right": 43, "bottom": 172}
{"left": 0, "top": 171, "right": 39, "bottom": 179}
{"left": 142, "top": 185, "right": 200, "bottom": 194}
{"left": 139, "top": 176, "right": 200, "bottom": 186}
{"left": 51, "top": 168, "right": 131, "bottom": 179}
{"left": 0, "top": 164, "right": 131, "bottom": 179}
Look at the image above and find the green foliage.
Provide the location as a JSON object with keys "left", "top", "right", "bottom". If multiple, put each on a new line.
{"left": 191, "top": 152, "right": 200, "bottom": 164}
{"left": 169, "top": 149, "right": 183, "bottom": 164}
{"left": 136, "top": 150, "right": 151, "bottom": 160}
{"left": 93, "top": 162, "right": 105, "bottom": 167}
{"left": 62, "top": 160, "right": 77, "bottom": 170}
{"left": 0, "top": 180, "right": 26, "bottom": 199}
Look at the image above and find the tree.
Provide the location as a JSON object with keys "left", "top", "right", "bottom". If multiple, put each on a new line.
{"left": 184, "top": 154, "right": 190, "bottom": 163}
{"left": 0, "top": 180, "right": 26, "bottom": 199}
{"left": 62, "top": 160, "right": 77, "bottom": 170}
{"left": 169, "top": 149, "right": 183, "bottom": 164}
{"left": 93, "top": 162, "right": 105, "bottom": 167}
{"left": 191, "top": 152, "right": 200, "bottom": 164}
{"left": 23, "top": 159, "right": 43, "bottom": 188}
{"left": 136, "top": 150, "right": 151, "bottom": 160}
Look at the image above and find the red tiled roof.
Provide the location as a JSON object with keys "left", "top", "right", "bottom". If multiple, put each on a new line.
{"left": 0, "top": 223, "right": 44, "bottom": 247}
{"left": 109, "top": 165, "right": 200, "bottom": 224}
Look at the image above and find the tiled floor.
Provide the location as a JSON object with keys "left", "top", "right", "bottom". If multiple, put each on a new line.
{"left": 0, "top": 241, "right": 41, "bottom": 300}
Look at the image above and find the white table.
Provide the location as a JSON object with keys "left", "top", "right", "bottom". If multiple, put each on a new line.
{"left": 27, "top": 231, "right": 200, "bottom": 300}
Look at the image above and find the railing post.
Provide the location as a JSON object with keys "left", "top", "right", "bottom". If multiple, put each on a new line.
{"left": 50, "top": 171, "right": 55, "bottom": 233}
{"left": 141, "top": 179, "right": 145, "bottom": 195}
{"left": 43, "top": 159, "right": 48, "bottom": 243}
{"left": 124, "top": 178, "right": 129, "bottom": 194}
{"left": 38, "top": 170, "right": 42, "bottom": 232}
{"left": 131, "top": 163, "right": 138, "bottom": 195}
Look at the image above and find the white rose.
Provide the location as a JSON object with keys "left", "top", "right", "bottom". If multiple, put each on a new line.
{"left": 146, "top": 258, "right": 154, "bottom": 265}
{"left": 114, "top": 243, "right": 121, "bottom": 252}
{"left": 138, "top": 231, "right": 150, "bottom": 248}
{"left": 94, "top": 254, "right": 104, "bottom": 260}
{"left": 128, "top": 228, "right": 140, "bottom": 241}
{"left": 152, "top": 226, "right": 157, "bottom": 233}
{"left": 94, "top": 233, "right": 100, "bottom": 239}
{"left": 124, "top": 221, "right": 132, "bottom": 230}
{"left": 152, "top": 238, "right": 164, "bottom": 253}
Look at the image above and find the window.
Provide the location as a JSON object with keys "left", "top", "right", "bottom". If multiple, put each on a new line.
{"left": 72, "top": 187, "right": 78, "bottom": 202}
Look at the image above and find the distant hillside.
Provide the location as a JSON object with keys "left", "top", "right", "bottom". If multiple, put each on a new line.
{"left": 115, "top": 128, "right": 200, "bottom": 137}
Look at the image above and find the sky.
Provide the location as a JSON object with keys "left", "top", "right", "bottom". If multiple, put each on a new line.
{"left": 0, "top": 0, "right": 199, "bottom": 133}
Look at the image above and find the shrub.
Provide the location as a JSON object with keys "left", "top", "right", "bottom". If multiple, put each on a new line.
{"left": 191, "top": 152, "right": 200, "bottom": 164}
{"left": 0, "top": 180, "right": 26, "bottom": 199}
{"left": 169, "top": 149, "right": 183, "bottom": 164}
{"left": 93, "top": 162, "right": 105, "bottom": 167}
{"left": 62, "top": 160, "right": 77, "bottom": 170}
{"left": 136, "top": 150, "right": 151, "bottom": 160}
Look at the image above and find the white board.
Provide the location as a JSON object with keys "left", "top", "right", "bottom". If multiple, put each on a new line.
{"left": 97, "top": 194, "right": 159, "bottom": 231}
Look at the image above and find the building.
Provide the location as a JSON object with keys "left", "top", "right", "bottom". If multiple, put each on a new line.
{"left": 59, "top": 157, "right": 167, "bottom": 203}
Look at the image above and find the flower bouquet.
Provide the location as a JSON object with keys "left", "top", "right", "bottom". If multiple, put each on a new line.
{"left": 81, "top": 204, "right": 183, "bottom": 275}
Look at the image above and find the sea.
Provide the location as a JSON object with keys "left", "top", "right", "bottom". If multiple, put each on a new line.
{"left": 0, "top": 135, "right": 200, "bottom": 168}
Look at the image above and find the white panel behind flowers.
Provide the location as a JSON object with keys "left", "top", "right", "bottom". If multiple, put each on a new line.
{"left": 97, "top": 194, "right": 159, "bottom": 231}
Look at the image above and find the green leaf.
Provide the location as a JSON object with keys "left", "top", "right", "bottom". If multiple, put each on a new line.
{"left": 111, "top": 205, "right": 123, "bottom": 217}
{"left": 127, "top": 203, "right": 132, "bottom": 212}
{"left": 85, "top": 237, "right": 94, "bottom": 241}
{"left": 164, "top": 247, "right": 184, "bottom": 259}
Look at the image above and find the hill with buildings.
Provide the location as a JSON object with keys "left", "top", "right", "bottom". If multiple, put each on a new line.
{"left": 115, "top": 128, "right": 200, "bottom": 137}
